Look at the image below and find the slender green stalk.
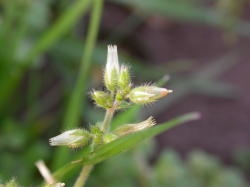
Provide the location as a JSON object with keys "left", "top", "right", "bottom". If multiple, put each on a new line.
{"left": 53, "top": 0, "right": 103, "bottom": 169}
{"left": 101, "top": 108, "right": 115, "bottom": 132}
{"left": 73, "top": 107, "right": 116, "bottom": 187}
{"left": 62, "top": 0, "right": 103, "bottom": 130}
{"left": 25, "top": 0, "right": 91, "bottom": 63}
{"left": 73, "top": 165, "right": 93, "bottom": 187}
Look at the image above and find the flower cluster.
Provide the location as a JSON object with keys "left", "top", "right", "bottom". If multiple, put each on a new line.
{"left": 92, "top": 45, "right": 172, "bottom": 109}
{"left": 49, "top": 45, "right": 172, "bottom": 149}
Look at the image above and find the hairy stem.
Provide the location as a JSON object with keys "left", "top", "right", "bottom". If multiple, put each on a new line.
{"left": 101, "top": 108, "right": 115, "bottom": 132}
{"left": 73, "top": 107, "right": 115, "bottom": 187}
{"left": 73, "top": 165, "right": 93, "bottom": 187}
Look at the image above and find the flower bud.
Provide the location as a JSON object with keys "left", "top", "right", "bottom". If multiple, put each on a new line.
{"left": 91, "top": 90, "right": 113, "bottom": 108}
{"left": 113, "top": 116, "right": 156, "bottom": 136}
{"left": 128, "top": 86, "right": 172, "bottom": 104}
{"left": 49, "top": 129, "right": 90, "bottom": 148}
{"left": 118, "top": 65, "right": 131, "bottom": 94}
{"left": 104, "top": 45, "right": 120, "bottom": 91}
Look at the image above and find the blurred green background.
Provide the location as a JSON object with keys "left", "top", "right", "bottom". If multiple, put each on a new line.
{"left": 0, "top": 0, "right": 250, "bottom": 186}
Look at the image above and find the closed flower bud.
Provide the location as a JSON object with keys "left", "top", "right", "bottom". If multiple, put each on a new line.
{"left": 118, "top": 65, "right": 131, "bottom": 94}
{"left": 113, "top": 116, "right": 156, "bottom": 136}
{"left": 49, "top": 129, "right": 90, "bottom": 148}
{"left": 128, "top": 86, "right": 172, "bottom": 104}
{"left": 91, "top": 90, "right": 113, "bottom": 108}
{"left": 104, "top": 45, "right": 120, "bottom": 91}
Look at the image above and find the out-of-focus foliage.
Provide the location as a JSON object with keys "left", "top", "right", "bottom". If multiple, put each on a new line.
{"left": 109, "top": 0, "right": 249, "bottom": 30}
{"left": 0, "top": 0, "right": 249, "bottom": 186}
{"left": 234, "top": 149, "right": 250, "bottom": 173}
{"left": 0, "top": 179, "right": 19, "bottom": 187}
{"left": 87, "top": 141, "right": 249, "bottom": 187}
{"left": 0, "top": 0, "right": 92, "bottom": 185}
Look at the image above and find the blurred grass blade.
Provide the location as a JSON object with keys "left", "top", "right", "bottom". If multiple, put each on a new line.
{"left": 0, "top": 0, "right": 91, "bottom": 111}
{"left": 110, "top": 0, "right": 220, "bottom": 24}
{"left": 53, "top": 0, "right": 104, "bottom": 169}
{"left": 142, "top": 52, "right": 239, "bottom": 118}
{"left": 110, "top": 0, "right": 250, "bottom": 38}
{"left": 25, "top": 0, "right": 91, "bottom": 63}
{"left": 54, "top": 112, "right": 200, "bottom": 179}
{"left": 194, "top": 53, "right": 238, "bottom": 80}
{"left": 193, "top": 81, "right": 236, "bottom": 99}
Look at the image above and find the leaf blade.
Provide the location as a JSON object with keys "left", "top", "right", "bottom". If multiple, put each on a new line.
{"left": 54, "top": 112, "right": 200, "bottom": 179}
{"left": 84, "top": 112, "right": 200, "bottom": 165}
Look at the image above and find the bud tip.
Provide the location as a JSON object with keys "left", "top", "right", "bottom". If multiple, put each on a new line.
{"left": 161, "top": 89, "right": 173, "bottom": 96}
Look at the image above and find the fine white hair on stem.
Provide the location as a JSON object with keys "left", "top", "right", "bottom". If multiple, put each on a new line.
{"left": 35, "top": 160, "right": 65, "bottom": 186}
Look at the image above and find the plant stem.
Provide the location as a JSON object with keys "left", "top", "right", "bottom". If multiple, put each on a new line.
{"left": 53, "top": 0, "right": 103, "bottom": 169}
{"left": 73, "top": 165, "right": 93, "bottom": 187}
{"left": 101, "top": 108, "right": 115, "bottom": 132}
{"left": 73, "top": 107, "right": 115, "bottom": 187}
{"left": 36, "top": 160, "right": 56, "bottom": 185}
{"left": 70, "top": 0, "right": 104, "bottom": 186}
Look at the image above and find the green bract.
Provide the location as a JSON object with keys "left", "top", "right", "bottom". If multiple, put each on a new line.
{"left": 91, "top": 90, "right": 113, "bottom": 108}
{"left": 118, "top": 65, "right": 131, "bottom": 95}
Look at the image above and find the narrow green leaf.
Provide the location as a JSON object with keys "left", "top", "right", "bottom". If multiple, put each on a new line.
{"left": 83, "top": 112, "right": 200, "bottom": 165}
{"left": 53, "top": 0, "right": 104, "bottom": 169}
{"left": 25, "top": 0, "right": 91, "bottom": 63}
{"left": 54, "top": 112, "right": 200, "bottom": 179}
{"left": 0, "top": 0, "right": 91, "bottom": 111}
